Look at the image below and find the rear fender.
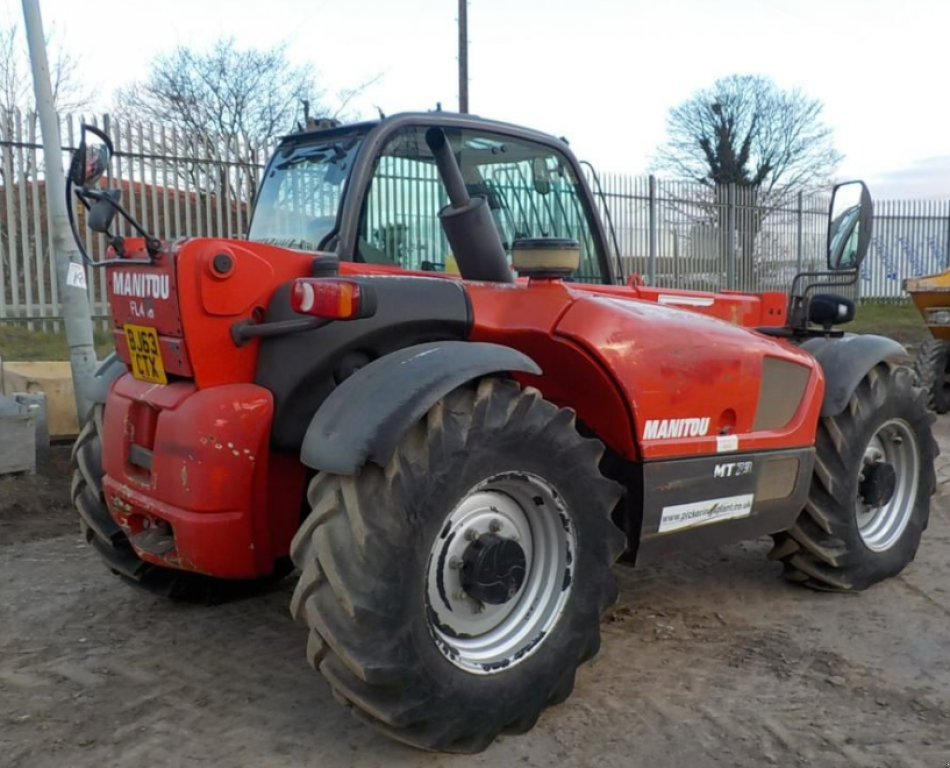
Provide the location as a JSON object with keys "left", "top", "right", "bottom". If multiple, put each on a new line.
{"left": 87, "top": 353, "right": 128, "bottom": 405}
{"left": 801, "top": 334, "right": 908, "bottom": 417}
{"left": 300, "top": 342, "right": 541, "bottom": 475}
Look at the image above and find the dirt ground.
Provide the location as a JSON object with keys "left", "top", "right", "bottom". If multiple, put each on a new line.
{"left": 2, "top": 422, "right": 950, "bottom": 768}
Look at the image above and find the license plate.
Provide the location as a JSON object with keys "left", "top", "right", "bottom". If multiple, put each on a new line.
{"left": 124, "top": 324, "right": 167, "bottom": 384}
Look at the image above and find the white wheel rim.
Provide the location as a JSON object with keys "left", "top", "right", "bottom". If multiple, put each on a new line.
{"left": 425, "top": 471, "right": 575, "bottom": 675}
{"left": 856, "top": 418, "right": 920, "bottom": 552}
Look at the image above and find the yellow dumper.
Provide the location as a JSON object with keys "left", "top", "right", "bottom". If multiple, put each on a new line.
{"left": 904, "top": 270, "right": 950, "bottom": 412}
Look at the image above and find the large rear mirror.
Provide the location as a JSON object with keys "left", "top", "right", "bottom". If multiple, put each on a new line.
{"left": 68, "top": 124, "right": 113, "bottom": 188}
{"left": 827, "top": 180, "right": 872, "bottom": 271}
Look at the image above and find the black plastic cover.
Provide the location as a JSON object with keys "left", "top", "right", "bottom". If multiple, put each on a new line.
{"left": 801, "top": 334, "right": 908, "bottom": 417}
{"left": 300, "top": 341, "right": 541, "bottom": 475}
{"left": 256, "top": 275, "right": 474, "bottom": 451}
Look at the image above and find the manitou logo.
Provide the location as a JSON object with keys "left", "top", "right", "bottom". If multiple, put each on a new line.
{"left": 643, "top": 417, "right": 711, "bottom": 440}
{"left": 112, "top": 272, "right": 170, "bottom": 300}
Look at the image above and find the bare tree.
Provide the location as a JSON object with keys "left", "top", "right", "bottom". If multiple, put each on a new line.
{"left": 109, "top": 37, "right": 378, "bottom": 208}
{"left": 652, "top": 75, "right": 842, "bottom": 282}
{"left": 653, "top": 74, "right": 842, "bottom": 196}
{"left": 113, "top": 37, "right": 375, "bottom": 153}
{"left": 0, "top": 21, "right": 95, "bottom": 115}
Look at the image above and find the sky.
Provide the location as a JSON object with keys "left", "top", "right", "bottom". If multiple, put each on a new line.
{"left": 2, "top": 0, "right": 949, "bottom": 198}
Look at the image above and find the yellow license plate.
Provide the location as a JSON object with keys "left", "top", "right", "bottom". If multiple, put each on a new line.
{"left": 124, "top": 324, "right": 167, "bottom": 384}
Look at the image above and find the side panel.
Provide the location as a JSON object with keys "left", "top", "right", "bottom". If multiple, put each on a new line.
{"left": 635, "top": 447, "right": 815, "bottom": 565}
{"left": 556, "top": 295, "right": 825, "bottom": 460}
{"left": 465, "top": 281, "right": 638, "bottom": 460}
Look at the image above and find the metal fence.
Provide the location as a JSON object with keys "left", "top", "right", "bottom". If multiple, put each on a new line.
{"left": 586, "top": 173, "right": 834, "bottom": 293}
{"left": 1, "top": 108, "right": 948, "bottom": 325}
{"left": 860, "top": 199, "right": 950, "bottom": 300}
{"left": 0, "top": 109, "right": 274, "bottom": 326}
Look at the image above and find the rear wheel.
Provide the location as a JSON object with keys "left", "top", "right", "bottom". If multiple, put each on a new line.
{"left": 73, "top": 404, "right": 290, "bottom": 603}
{"left": 770, "top": 363, "right": 937, "bottom": 591}
{"left": 290, "top": 378, "right": 624, "bottom": 753}
{"left": 914, "top": 338, "right": 950, "bottom": 413}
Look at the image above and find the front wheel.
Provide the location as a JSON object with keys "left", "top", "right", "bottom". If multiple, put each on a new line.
{"left": 289, "top": 378, "right": 625, "bottom": 753}
{"left": 770, "top": 363, "right": 938, "bottom": 591}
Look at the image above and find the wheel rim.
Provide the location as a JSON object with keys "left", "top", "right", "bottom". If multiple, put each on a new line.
{"left": 425, "top": 471, "right": 575, "bottom": 675}
{"left": 855, "top": 419, "right": 920, "bottom": 552}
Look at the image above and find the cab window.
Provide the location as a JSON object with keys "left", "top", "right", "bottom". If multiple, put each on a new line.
{"left": 357, "top": 127, "right": 606, "bottom": 283}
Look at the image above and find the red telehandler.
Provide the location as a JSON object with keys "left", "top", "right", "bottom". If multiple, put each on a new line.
{"left": 67, "top": 113, "right": 936, "bottom": 752}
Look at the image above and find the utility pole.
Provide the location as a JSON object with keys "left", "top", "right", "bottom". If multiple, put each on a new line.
{"left": 21, "top": 0, "right": 97, "bottom": 421}
{"left": 458, "top": 0, "right": 469, "bottom": 113}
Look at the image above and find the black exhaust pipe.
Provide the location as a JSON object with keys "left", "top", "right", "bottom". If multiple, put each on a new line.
{"left": 425, "top": 128, "right": 512, "bottom": 283}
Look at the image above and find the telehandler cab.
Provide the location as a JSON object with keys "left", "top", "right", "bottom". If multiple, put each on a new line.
{"left": 67, "top": 112, "right": 937, "bottom": 753}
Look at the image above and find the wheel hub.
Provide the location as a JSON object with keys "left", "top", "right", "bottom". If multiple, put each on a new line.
{"left": 425, "top": 472, "right": 575, "bottom": 675}
{"left": 859, "top": 461, "right": 897, "bottom": 508}
{"left": 855, "top": 419, "right": 920, "bottom": 552}
{"left": 460, "top": 533, "right": 527, "bottom": 605}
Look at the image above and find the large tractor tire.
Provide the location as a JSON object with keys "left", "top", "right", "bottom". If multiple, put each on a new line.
{"left": 72, "top": 404, "right": 289, "bottom": 603}
{"left": 914, "top": 338, "right": 950, "bottom": 414}
{"left": 770, "top": 363, "right": 937, "bottom": 591}
{"left": 290, "top": 378, "right": 625, "bottom": 753}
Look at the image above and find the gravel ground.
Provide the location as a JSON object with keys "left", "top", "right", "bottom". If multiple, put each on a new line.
{"left": 1, "top": 420, "right": 949, "bottom": 768}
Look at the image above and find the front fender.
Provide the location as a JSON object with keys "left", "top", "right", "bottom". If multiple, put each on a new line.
{"left": 300, "top": 341, "right": 541, "bottom": 475}
{"left": 801, "top": 334, "right": 908, "bottom": 417}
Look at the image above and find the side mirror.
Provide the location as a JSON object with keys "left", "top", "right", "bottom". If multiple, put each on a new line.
{"left": 68, "top": 124, "right": 114, "bottom": 188}
{"left": 827, "top": 180, "right": 872, "bottom": 271}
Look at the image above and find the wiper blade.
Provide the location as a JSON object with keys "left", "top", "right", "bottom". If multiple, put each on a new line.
{"left": 253, "top": 237, "right": 322, "bottom": 252}
{"left": 276, "top": 142, "right": 351, "bottom": 170}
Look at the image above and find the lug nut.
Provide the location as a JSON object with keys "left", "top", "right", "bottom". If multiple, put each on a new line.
{"left": 449, "top": 557, "right": 463, "bottom": 570}
{"left": 489, "top": 519, "right": 502, "bottom": 533}
{"left": 455, "top": 590, "right": 468, "bottom": 601}
{"left": 465, "top": 529, "right": 479, "bottom": 542}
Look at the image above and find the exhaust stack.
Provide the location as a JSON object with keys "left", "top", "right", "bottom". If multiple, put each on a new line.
{"left": 425, "top": 128, "right": 512, "bottom": 283}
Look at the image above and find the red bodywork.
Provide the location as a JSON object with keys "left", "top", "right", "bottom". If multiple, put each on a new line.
{"left": 100, "top": 238, "right": 823, "bottom": 579}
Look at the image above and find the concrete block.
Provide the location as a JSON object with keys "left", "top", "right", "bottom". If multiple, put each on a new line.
{"left": 1, "top": 361, "right": 78, "bottom": 439}
{"left": 15, "top": 392, "right": 50, "bottom": 458}
{"left": 0, "top": 395, "right": 36, "bottom": 475}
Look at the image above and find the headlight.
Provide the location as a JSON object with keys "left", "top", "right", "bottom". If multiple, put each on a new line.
{"left": 926, "top": 308, "right": 950, "bottom": 326}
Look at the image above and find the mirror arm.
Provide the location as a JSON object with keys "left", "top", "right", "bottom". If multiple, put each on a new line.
{"left": 787, "top": 268, "right": 860, "bottom": 330}
{"left": 79, "top": 188, "right": 162, "bottom": 257}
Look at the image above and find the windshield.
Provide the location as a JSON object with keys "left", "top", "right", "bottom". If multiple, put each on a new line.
{"left": 249, "top": 132, "right": 365, "bottom": 251}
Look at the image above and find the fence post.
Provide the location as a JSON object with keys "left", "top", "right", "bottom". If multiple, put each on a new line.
{"left": 672, "top": 229, "right": 679, "bottom": 287}
{"left": 796, "top": 190, "right": 804, "bottom": 273}
{"left": 726, "top": 183, "right": 737, "bottom": 290}
{"left": 945, "top": 199, "right": 950, "bottom": 269}
{"left": 648, "top": 174, "right": 657, "bottom": 285}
